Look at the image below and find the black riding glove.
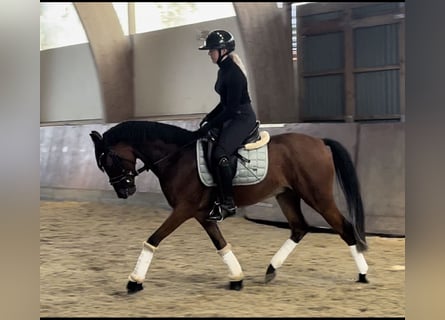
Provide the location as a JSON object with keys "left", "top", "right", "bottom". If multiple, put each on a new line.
{"left": 196, "top": 124, "right": 210, "bottom": 138}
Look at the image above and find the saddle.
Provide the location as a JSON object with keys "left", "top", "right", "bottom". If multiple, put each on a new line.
{"left": 199, "top": 121, "right": 270, "bottom": 184}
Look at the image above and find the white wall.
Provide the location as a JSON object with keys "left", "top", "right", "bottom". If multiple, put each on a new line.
{"left": 40, "top": 44, "right": 103, "bottom": 122}
{"left": 133, "top": 17, "right": 250, "bottom": 118}
{"left": 40, "top": 17, "right": 249, "bottom": 123}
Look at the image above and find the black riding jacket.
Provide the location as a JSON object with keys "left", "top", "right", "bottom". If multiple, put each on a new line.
{"left": 203, "top": 56, "right": 255, "bottom": 129}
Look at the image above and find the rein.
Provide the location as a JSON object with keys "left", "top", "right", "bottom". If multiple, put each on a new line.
{"left": 106, "top": 137, "right": 199, "bottom": 185}
{"left": 114, "top": 155, "right": 147, "bottom": 175}
{"left": 152, "top": 139, "right": 198, "bottom": 166}
{"left": 133, "top": 138, "right": 199, "bottom": 174}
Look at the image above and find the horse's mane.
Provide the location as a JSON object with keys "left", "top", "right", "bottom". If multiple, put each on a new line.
{"left": 103, "top": 121, "right": 197, "bottom": 147}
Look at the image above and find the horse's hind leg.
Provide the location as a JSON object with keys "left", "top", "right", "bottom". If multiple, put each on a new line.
{"left": 265, "top": 189, "right": 309, "bottom": 283}
{"left": 196, "top": 217, "right": 244, "bottom": 291}
{"left": 309, "top": 198, "right": 369, "bottom": 283}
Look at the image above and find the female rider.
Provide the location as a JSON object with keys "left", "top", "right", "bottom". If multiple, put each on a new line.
{"left": 196, "top": 30, "right": 258, "bottom": 222}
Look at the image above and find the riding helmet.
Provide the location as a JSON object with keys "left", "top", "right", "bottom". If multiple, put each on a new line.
{"left": 199, "top": 30, "right": 235, "bottom": 52}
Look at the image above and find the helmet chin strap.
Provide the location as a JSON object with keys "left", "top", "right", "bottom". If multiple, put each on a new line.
{"left": 217, "top": 49, "right": 230, "bottom": 64}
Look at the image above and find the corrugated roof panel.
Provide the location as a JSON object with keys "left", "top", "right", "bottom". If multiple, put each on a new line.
{"left": 303, "top": 74, "right": 345, "bottom": 118}
{"left": 355, "top": 70, "right": 400, "bottom": 117}
{"left": 303, "top": 32, "right": 344, "bottom": 73}
{"left": 354, "top": 24, "right": 399, "bottom": 68}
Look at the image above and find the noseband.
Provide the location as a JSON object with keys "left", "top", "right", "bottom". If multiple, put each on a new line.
{"left": 100, "top": 150, "right": 147, "bottom": 186}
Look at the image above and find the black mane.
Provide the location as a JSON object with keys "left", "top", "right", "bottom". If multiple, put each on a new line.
{"left": 103, "top": 121, "right": 197, "bottom": 147}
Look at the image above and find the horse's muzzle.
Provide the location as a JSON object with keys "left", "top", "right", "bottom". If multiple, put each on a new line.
{"left": 116, "top": 186, "right": 136, "bottom": 199}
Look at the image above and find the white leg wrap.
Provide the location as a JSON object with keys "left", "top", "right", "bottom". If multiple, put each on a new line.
{"left": 271, "top": 238, "right": 298, "bottom": 269}
{"left": 349, "top": 245, "right": 368, "bottom": 274}
{"left": 128, "top": 241, "right": 157, "bottom": 283}
{"left": 217, "top": 243, "right": 244, "bottom": 281}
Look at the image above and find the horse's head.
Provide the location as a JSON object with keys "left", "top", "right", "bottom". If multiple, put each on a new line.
{"left": 90, "top": 131, "right": 137, "bottom": 199}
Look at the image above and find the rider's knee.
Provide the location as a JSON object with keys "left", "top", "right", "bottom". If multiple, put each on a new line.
{"left": 218, "top": 156, "right": 230, "bottom": 167}
{"left": 212, "top": 146, "right": 227, "bottom": 164}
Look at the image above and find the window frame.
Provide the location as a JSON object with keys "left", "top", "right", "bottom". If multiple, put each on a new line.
{"left": 295, "top": 2, "right": 405, "bottom": 123}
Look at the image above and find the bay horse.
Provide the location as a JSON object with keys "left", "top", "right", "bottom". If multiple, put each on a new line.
{"left": 89, "top": 120, "right": 369, "bottom": 293}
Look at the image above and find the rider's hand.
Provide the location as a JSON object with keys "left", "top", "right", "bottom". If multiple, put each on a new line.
{"left": 196, "top": 125, "right": 209, "bottom": 138}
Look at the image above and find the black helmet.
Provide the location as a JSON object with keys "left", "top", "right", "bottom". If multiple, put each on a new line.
{"left": 199, "top": 30, "right": 235, "bottom": 52}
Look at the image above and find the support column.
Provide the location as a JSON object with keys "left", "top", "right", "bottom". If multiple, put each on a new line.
{"left": 74, "top": 2, "right": 134, "bottom": 123}
{"left": 233, "top": 3, "right": 296, "bottom": 123}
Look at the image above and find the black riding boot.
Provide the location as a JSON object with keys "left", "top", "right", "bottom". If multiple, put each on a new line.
{"left": 207, "top": 157, "right": 237, "bottom": 222}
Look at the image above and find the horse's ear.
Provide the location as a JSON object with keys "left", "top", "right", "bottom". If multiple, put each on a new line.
{"left": 90, "top": 131, "right": 103, "bottom": 146}
{"left": 90, "top": 131, "right": 105, "bottom": 171}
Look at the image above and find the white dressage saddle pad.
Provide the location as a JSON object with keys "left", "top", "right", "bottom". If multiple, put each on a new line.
{"left": 196, "top": 140, "right": 269, "bottom": 187}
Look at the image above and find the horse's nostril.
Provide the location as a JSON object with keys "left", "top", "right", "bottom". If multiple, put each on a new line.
{"left": 117, "top": 189, "right": 128, "bottom": 199}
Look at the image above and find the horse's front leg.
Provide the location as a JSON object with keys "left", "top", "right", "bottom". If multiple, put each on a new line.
{"left": 196, "top": 217, "right": 244, "bottom": 291}
{"left": 126, "top": 207, "right": 191, "bottom": 294}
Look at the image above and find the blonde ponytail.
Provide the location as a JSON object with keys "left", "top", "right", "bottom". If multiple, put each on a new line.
{"left": 229, "top": 52, "right": 247, "bottom": 77}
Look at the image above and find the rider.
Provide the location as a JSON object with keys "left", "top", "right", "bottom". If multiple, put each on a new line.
{"left": 195, "top": 29, "right": 258, "bottom": 222}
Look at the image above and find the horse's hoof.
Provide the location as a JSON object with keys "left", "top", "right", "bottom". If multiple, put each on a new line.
{"left": 357, "top": 273, "right": 369, "bottom": 283}
{"left": 265, "top": 264, "right": 276, "bottom": 283}
{"left": 127, "top": 280, "right": 144, "bottom": 294}
{"left": 229, "top": 280, "right": 243, "bottom": 291}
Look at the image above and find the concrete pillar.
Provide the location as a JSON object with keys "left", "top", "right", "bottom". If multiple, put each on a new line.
{"left": 74, "top": 2, "right": 134, "bottom": 123}
{"left": 233, "top": 3, "right": 296, "bottom": 123}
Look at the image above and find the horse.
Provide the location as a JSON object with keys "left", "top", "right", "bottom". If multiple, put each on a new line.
{"left": 89, "top": 120, "right": 369, "bottom": 293}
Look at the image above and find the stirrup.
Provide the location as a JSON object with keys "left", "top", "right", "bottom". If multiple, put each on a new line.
{"left": 207, "top": 202, "right": 224, "bottom": 222}
{"left": 220, "top": 203, "right": 237, "bottom": 217}
{"left": 207, "top": 202, "right": 237, "bottom": 222}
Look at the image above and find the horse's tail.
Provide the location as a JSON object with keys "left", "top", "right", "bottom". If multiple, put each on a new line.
{"left": 323, "top": 138, "right": 368, "bottom": 252}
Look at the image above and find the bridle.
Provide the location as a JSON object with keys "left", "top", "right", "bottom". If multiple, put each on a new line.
{"left": 99, "top": 150, "right": 147, "bottom": 186}
{"left": 101, "top": 138, "right": 198, "bottom": 186}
